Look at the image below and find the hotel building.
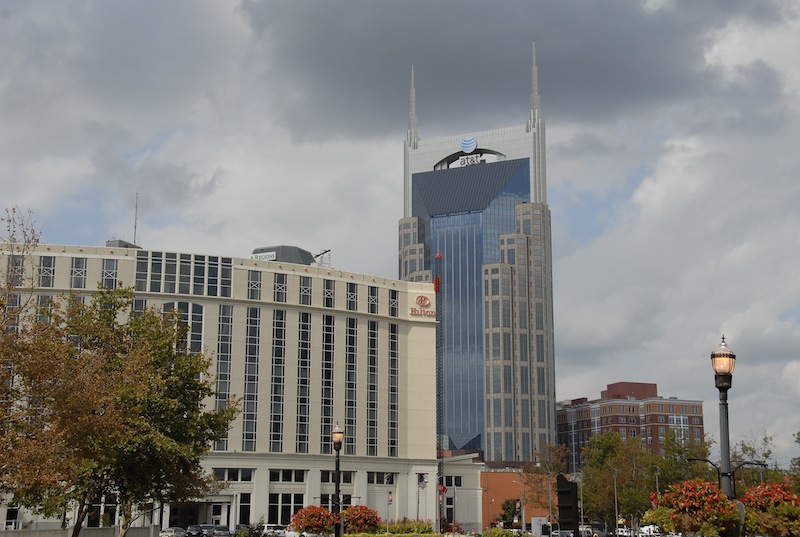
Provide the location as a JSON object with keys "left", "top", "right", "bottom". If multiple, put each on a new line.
{"left": 1, "top": 241, "right": 473, "bottom": 530}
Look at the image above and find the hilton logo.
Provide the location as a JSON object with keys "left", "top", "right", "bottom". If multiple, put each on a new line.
{"left": 411, "top": 295, "right": 435, "bottom": 318}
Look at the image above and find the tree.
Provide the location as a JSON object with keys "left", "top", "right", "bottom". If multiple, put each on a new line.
{"left": 580, "top": 432, "right": 662, "bottom": 529}
{"left": 500, "top": 498, "right": 520, "bottom": 528}
{"left": 0, "top": 286, "right": 238, "bottom": 537}
{"left": 523, "top": 443, "right": 568, "bottom": 524}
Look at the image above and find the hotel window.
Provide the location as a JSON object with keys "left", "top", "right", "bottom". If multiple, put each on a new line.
{"left": 163, "top": 302, "right": 204, "bottom": 354}
{"left": 296, "top": 312, "right": 311, "bottom": 454}
{"left": 320, "top": 315, "right": 335, "bottom": 454}
{"left": 70, "top": 257, "right": 87, "bottom": 289}
{"left": 323, "top": 279, "right": 335, "bottom": 308}
{"left": 6, "top": 293, "right": 20, "bottom": 332}
{"left": 248, "top": 270, "right": 262, "bottom": 301}
{"left": 38, "top": 256, "right": 55, "bottom": 288}
{"left": 388, "top": 323, "right": 399, "bottom": 457}
{"left": 239, "top": 493, "right": 251, "bottom": 526}
{"left": 101, "top": 259, "right": 118, "bottom": 289}
{"left": 368, "top": 285, "right": 378, "bottom": 314}
{"left": 267, "top": 493, "right": 304, "bottom": 526}
{"left": 269, "top": 469, "right": 306, "bottom": 482}
{"left": 135, "top": 251, "right": 148, "bottom": 291}
{"left": 178, "top": 254, "right": 191, "bottom": 294}
{"left": 214, "top": 304, "right": 233, "bottom": 451}
{"left": 389, "top": 289, "right": 398, "bottom": 317}
{"left": 193, "top": 255, "right": 206, "bottom": 295}
{"left": 242, "top": 307, "right": 261, "bottom": 452}
{"left": 207, "top": 256, "right": 219, "bottom": 296}
{"left": 220, "top": 258, "right": 233, "bottom": 297}
{"left": 6, "top": 255, "right": 23, "bottom": 287}
{"left": 274, "top": 273, "right": 287, "bottom": 303}
{"left": 164, "top": 253, "right": 177, "bottom": 293}
{"left": 36, "top": 295, "right": 53, "bottom": 322}
{"left": 347, "top": 282, "right": 357, "bottom": 311}
{"left": 299, "top": 276, "right": 312, "bottom": 305}
{"left": 270, "top": 309, "right": 286, "bottom": 452}
{"left": 367, "top": 320, "right": 378, "bottom": 456}
{"left": 344, "top": 318, "right": 357, "bottom": 455}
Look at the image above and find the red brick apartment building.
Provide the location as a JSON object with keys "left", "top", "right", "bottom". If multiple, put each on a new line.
{"left": 556, "top": 382, "right": 704, "bottom": 473}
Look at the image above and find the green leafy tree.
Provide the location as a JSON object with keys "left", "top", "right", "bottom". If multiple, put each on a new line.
{"left": 0, "top": 286, "right": 238, "bottom": 537}
{"left": 523, "top": 443, "right": 568, "bottom": 524}
{"left": 500, "top": 498, "right": 520, "bottom": 528}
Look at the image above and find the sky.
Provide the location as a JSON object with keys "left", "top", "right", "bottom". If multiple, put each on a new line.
{"left": 2, "top": 1, "right": 799, "bottom": 467}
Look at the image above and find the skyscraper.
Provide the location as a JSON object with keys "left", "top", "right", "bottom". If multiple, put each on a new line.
{"left": 398, "top": 47, "right": 556, "bottom": 462}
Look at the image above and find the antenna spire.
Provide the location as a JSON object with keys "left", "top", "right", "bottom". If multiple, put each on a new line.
{"left": 407, "top": 65, "right": 419, "bottom": 149}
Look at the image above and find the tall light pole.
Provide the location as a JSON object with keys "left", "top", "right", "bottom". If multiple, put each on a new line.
{"left": 573, "top": 472, "right": 584, "bottom": 529}
{"left": 513, "top": 479, "right": 526, "bottom": 534}
{"left": 653, "top": 466, "right": 660, "bottom": 495}
{"left": 711, "top": 336, "right": 736, "bottom": 498}
{"left": 332, "top": 424, "right": 344, "bottom": 537}
{"left": 611, "top": 468, "right": 618, "bottom": 535}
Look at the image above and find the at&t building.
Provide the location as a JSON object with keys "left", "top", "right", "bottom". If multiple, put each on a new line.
{"left": 399, "top": 48, "right": 557, "bottom": 462}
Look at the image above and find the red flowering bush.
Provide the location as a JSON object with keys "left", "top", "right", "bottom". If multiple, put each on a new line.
{"left": 644, "top": 479, "right": 739, "bottom": 536}
{"left": 289, "top": 505, "right": 336, "bottom": 535}
{"left": 740, "top": 481, "right": 800, "bottom": 537}
{"left": 342, "top": 505, "right": 381, "bottom": 533}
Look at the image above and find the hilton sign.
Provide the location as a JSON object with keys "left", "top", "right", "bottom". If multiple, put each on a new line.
{"left": 410, "top": 295, "right": 436, "bottom": 318}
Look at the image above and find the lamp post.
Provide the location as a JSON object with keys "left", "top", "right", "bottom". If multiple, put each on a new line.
{"left": 711, "top": 336, "right": 735, "bottom": 498}
{"left": 653, "top": 466, "right": 660, "bottom": 495}
{"left": 332, "top": 424, "right": 344, "bottom": 537}
{"left": 611, "top": 468, "right": 618, "bottom": 535}
{"left": 513, "top": 479, "right": 526, "bottom": 534}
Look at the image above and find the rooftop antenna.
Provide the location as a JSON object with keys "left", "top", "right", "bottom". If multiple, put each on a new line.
{"left": 133, "top": 192, "right": 139, "bottom": 245}
{"left": 314, "top": 249, "right": 331, "bottom": 268}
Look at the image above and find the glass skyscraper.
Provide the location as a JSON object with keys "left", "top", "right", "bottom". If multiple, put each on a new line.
{"left": 398, "top": 47, "right": 556, "bottom": 462}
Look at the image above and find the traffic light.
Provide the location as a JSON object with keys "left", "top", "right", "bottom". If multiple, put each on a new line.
{"left": 556, "top": 473, "right": 579, "bottom": 533}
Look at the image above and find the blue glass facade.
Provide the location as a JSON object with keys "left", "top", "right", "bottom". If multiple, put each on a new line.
{"left": 411, "top": 159, "right": 530, "bottom": 450}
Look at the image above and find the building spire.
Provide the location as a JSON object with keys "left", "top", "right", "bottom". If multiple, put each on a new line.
{"left": 407, "top": 65, "right": 419, "bottom": 149}
{"left": 530, "top": 43, "right": 541, "bottom": 120}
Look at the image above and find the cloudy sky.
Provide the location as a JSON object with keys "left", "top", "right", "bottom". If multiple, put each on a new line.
{"left": 2, "top": 1, "right": 799, "bottom": 466}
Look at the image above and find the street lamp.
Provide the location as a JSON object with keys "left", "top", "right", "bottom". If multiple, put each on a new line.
{"left": 611, "top": 468, "right": 618, "bottom": 535}
{"left": 332, "top": 424, "right": 344, "bottom": 537}
{"left": 653, "top": 466, "right": 661, "bottom": 495}
{"left": 513, "top": 479, "right": 526, "bottom": 534}
{"left": 711, "top": 336, "right": 736, "bottom": 498}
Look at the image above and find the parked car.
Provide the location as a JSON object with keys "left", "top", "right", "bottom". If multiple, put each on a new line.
{"left": 264, "top": 525, "right": 286, "bottom": 537}
{"left": 187, "top": 526, "right": 203, "bottom": 537}
{"left": 211, "top": 526, "right": 231, "bottom": 537}
{"left": 160, "top": 528, "right": 187, "bottom": 537}
{"left": 199, "top": 525, "right": 217, "bottom": 537}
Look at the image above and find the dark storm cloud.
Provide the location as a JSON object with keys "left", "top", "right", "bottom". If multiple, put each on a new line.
{"left": 238, "top": 0, "right": 788, "bottom": 141}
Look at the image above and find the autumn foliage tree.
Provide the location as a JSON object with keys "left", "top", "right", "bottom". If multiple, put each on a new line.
{"left": 0, "top": 273, "right": 238, "bottom": 537}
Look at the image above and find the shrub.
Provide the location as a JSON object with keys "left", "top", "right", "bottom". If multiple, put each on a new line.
{"left": 290, "top": 505, "right": 336, "bottom": 535}
{"left": 644, "top": 478, "right": 739, "bottom": 536}
{"left": 343, "top": 505, "right": 382, "bottom": 533}
{"left": 740, "top": 481, "right": 800, "bottom": 537}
